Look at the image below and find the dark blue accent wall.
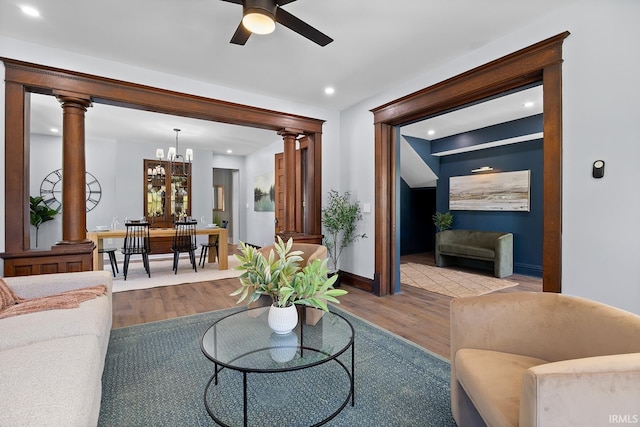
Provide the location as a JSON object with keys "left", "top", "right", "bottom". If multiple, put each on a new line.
{"left": 436, "top": 139, "right": 543, "bottom": 276}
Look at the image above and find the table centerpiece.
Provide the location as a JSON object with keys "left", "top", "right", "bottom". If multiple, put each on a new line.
{"left": 232, "top": 236, "right": 347, "bottom": 334}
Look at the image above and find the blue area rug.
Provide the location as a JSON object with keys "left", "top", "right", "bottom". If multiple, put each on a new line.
{"left": 99, "top": 306, "right": 455, "bottom": 426}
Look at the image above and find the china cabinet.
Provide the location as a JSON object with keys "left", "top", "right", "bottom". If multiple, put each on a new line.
{"left": 143, "top": 159, "right": 191, "bottom": 253}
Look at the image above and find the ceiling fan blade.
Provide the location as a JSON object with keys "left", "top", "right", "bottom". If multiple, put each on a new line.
{"left": 220, "top": 0, "right": 243, "bottom": 4}
{"left": 230, "top": 21, "right": 252, "bottom": 45}
{"left": 276, "top": 0, "right": 297, "bottom": 5}
{"left": 275, "top": 7, "right": 333, "bottom": 46}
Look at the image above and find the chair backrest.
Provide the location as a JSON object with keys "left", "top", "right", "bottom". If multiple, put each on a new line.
{"left": 123, "top": 222, "right": 150, "bottom": 254}
{"left": 173, "top": 220, "right": 197, "bottom": 251}
{"left": 258, "top": 243, "right": 327, "bottom": 267}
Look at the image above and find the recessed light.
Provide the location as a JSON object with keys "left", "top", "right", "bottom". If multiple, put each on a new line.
{"left": 20, "top": 5, "right": 40, "bottom": 17}
{"left": 226, "top": 149, "right": 233, "bottom": 154}
{"left": 50, "top": 128, "right": 59, "bottom": 133}
{"left": 427, "top": 129, "right": 435, "bottom": 136}
{"left": 523, "top": 101, "right": 534, "bottom": 108}
{"left": 324, "top": 87, "right": 335, "bottom": 95}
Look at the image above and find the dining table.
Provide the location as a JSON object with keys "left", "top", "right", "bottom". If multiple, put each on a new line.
{"left": 87, "top": 227, "right": 229, "bottom": 272}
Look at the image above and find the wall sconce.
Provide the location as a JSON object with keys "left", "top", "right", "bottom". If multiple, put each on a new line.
{"left": 471, "top": 166, "right": 494, "bottom": 173}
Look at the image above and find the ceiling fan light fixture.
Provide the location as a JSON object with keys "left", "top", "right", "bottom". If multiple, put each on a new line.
{"left": 242, "top": 9, "right": 276, "bottom": 34}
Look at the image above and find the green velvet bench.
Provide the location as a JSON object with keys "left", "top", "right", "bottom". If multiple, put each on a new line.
{"left": 435, "top": 229, "right": 513, "bottom": 278}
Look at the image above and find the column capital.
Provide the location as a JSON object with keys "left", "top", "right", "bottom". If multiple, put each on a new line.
{"left": 277, "top": 128, "right": 304, "bottom": 138}
{"left": 54, "top": 90, "right": 93, "bottom": 110}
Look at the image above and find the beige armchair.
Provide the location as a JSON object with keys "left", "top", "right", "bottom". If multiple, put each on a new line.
{"left": 258, "top": 242, "right": 327, "bottom": 266}
{"left": 450, "top": 292, "right": 640, "bottom": 427}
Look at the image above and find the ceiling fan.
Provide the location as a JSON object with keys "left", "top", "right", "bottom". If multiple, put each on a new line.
{"left": 221, "top": 0, "right": 333, "bottom": 47}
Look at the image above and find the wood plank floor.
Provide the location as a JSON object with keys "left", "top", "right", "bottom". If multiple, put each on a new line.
{"left": 112, "top": 250, "right": 541, "bottom": 359}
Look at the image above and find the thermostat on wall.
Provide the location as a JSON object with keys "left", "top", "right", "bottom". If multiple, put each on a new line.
{"left": 592, "top": 160, "right": 605, "bottom": 179}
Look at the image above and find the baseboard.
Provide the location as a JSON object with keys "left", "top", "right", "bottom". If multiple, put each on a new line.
{"left": 514, "top": 262, "right": 543, "bottom": 277}
{"left": 338, "top": 270, "right": 375, "bottom": 293}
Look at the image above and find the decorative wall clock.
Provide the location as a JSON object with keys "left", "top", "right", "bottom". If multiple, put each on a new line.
{"left": 39, "top": 168, "right": 102, "bottom": 212}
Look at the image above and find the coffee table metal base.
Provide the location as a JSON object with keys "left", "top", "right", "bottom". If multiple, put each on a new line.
{"left": 204, "top": 347, "right": 354, "bottom": 427}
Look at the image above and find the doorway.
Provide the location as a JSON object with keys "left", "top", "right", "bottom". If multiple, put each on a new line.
{"left": 2, "top": 58, "right": 325, "bottom": 274}
{"left": 371, "top": 32, "right": 569, "bottom": 295}
{"left": 212, "top": 168, "right": 237, "bottom": 244}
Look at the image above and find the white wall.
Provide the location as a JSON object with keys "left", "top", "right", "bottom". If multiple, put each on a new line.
{"left": 212, "top": 154, "right": 245, "bottom": 243}
{"left": 29, "top": 134, "right": 64, "bottom": 248}
{"left": 338, "top": 0, "right": 640, "bottom": 314}
{"left": 244, "top": 140, "right": 283, "bottom": 247}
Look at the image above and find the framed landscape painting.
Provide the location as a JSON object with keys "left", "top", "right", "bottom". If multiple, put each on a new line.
{"left": 254, "top": 172, "right": 275, "bottom": 212}
{"left": 449, "top": 170, "right": 530, "bottom": 212}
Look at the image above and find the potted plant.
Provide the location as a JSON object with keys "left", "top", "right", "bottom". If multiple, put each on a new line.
{"left": 30, "top": 195, "right": 58, "bottom": 248}
{"left": 432, "top": 211, "right": 453, "bottom": 232}
{"left": 432, "top": 211, "right": 454, "bottom": 262}
{"left": 232, "top": 236, "right": 347, "bottom": 334}
{"left": 321, "top": 190, "right": 367, "bottom": 284}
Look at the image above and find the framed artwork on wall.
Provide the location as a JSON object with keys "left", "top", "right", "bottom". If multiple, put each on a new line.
{"left": 254, "top": 172, "right": 275, "bottom": 212}
{"left": 449, "top": 170, "right": 530, "bottom": 212}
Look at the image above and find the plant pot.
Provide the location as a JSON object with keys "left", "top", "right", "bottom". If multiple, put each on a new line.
{"left": 305, "top": 307, "right": 325, "bottom": 326}
{"left": 268, "top": 304, "right": 298, "bottom": 334}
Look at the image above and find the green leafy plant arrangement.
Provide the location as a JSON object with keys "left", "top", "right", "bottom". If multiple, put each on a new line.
{"left": 432, "top": 211, "right": 454, "bottom": 232}
{"left": 30, "top": 195, "right": 58, "bottom": 247}
{"left": 231, "top": 236, "right": 347, "bottom": 311}
{"left": 321, "top": 189, "right": 367, "bottom": 272}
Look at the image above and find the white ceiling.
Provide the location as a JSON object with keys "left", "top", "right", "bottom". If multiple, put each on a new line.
{"left": 401, "top": 85, "right": 543, "bottom": 141}
{"left": 1, "top": 0, "right": 572, "bottom": 153}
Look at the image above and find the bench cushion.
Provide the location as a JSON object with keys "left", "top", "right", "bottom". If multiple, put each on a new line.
{"left": 0, "top": 335, "right": 103, "bottom": 427}
{"left": 440, "top": 243, "right": 495, "bottom": 260}
{"left": 0, "top": 294, "right": 111, "bottom": 353}
{"left": 455, "top": 348, "right": 548, "bottom": 427}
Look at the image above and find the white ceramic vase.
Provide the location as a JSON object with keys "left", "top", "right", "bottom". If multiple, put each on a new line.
{"left": 268, "top": 304, "right": 298, "bottom": 334}
{"left": 269, "top": 332, "right": 299, "bottom": 363}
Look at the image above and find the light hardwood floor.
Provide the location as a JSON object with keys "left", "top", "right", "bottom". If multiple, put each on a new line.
{"left": 112, "top": 250, "right": 541, "bottom": 359}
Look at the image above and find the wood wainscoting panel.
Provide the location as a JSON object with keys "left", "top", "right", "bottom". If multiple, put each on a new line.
{"left": 2, "top": 245, "right": 94, "bottom": 277}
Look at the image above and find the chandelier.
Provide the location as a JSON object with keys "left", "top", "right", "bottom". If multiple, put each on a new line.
{"left": 156, "top": 128, "right": 192, "bottom": 176}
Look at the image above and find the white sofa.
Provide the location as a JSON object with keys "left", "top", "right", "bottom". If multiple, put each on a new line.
{"left": 0, "top": 271, "right": 112, "bottom": 427}
{"left": 450, "top": 292, "right": 640, "bottom": 427}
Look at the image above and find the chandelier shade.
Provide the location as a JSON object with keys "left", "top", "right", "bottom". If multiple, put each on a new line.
{"left": 156, "top": 128, "right": 192, "bottom": 176}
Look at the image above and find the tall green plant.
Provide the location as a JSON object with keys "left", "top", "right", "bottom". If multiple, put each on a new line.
{"left": 30, "top": 196, "right": 58, "bottom": 247}
{"left": 321, "top": 190, "right": 367, "bottom": 272}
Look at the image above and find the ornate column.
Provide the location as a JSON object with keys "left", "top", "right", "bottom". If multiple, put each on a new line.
{"left": 278, "top": 128, "right": 301, "bottom": 233}
{"left": 55, "top": 91, "right": 93, "bottom": 245}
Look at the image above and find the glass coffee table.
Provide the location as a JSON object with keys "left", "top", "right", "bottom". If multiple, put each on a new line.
{"left": 201, "top": 306, "right": 354, "bottom": 427}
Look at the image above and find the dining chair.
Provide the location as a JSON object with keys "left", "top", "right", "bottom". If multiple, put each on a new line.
{"left": 121, "top": 221, "right": 151, "bottom": 280}
{"left": 99, "top": 247, "right": 119, "bottom": 277}
{"left": 199, "top": 220, "right": 228, "bottom": 268}
{"left": 172, "top": 220, "right": 198, "bottom": 274}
